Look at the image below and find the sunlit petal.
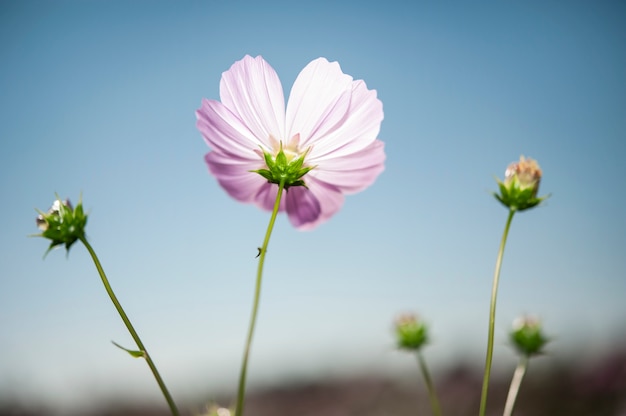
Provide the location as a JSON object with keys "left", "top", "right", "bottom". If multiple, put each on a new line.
{"left": 220, "top": 55, "right": 285, "bottom": 145}
{"left": 286, "top": 58, "right": 353, "bottom": 147}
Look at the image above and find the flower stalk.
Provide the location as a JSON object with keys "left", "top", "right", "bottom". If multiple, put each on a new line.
{"left": 502, "top": 355, "right": 528, "bottom": 416}
{"left": 79, "top": 236, "right": 180, "bottom": 416}
{"left": 478, "top": 208, "right": 515, "bottom": 416}
{"left": 417, "top": 351, "right": 443, "bottom": 416}
{"left": 235, "top": 180, "right": 286, "bottom": 416}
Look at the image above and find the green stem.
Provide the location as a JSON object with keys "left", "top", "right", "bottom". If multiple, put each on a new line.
{"left": 79, "top": 236, "right": 180, "bottom": 416}
{"left": 502, "top": 355, "right": 529, "bottom": 416}
{"left": 235, "top": 180, "right": 285, "bottom": 416}
{"left": 417, "top": 351, "right": 443, "bottom": 416}
{"left": 478, "top": 209, "right": 515, "bottom": 416}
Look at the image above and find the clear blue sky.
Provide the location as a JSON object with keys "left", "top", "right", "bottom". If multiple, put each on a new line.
{"left": 1, "top": 0, "right": 625, "bottom": 411}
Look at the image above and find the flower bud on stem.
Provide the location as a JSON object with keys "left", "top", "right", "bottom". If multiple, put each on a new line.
{"left": 503, "top": 317, "right": 549, "bottom": 416}
{"left": 35, "top": 196, "right": 180, "bottom": 416}
{"left": 479, "top": 156, "right": 548, "bottom": 416}
{"left": 395, "top": 314, "right": 442, "bottom": 416}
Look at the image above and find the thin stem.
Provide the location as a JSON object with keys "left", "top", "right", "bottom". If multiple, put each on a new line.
{"left": 79, "top": 236, "right": 180, "bottom": 416}
{"left": 235, "top": 180, "right": 285, "bottom": 416}
{"left": 503, "top": 355, "right": 529, "bottom": 416}
{"left": 478, "top": 209, "right": 515, "bottom": 416}
{"left": 417, "top": 351, "right": 443, "bottom": 416}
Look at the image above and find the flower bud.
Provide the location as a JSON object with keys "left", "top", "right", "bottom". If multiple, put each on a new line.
{"left": 494, "top": 156, "right": 548, "bottom": 212}
{"left": 395, "top": 314, "right": 429, "bottom": 351}
{"left": 510, "top": 316, "right": 548, "bottom": 357}
{"left": 35, "top": 195, "right": 87, "bottom": 254}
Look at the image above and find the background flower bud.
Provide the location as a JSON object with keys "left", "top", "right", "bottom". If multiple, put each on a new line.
{"left": 494, "top": 155, "right": 548, "bottom": 211}
{"left": 395, "top": 314, "right": 429, "bottom": 351}
{"left": 510, "top": 316, "right": 549, "bottom": 356}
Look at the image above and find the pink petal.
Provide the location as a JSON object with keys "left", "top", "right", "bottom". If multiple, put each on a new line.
{"left": 204, "top": 152, "right": 267, "bottom": 203}
{"left": 254, "top": 182, "right": 287, "bottom": 212}
{"left": 286, "top": 58, "right": 353, "bottom": 147}
{"left": 220, "top": 55, "right": 285, "bottom": 144}
{"left": 306, "top": 79, "right": 383, "bottom": 161}
{"left": 196, "top": 99, "right": 264, "bottom": 158}
{"left": 285, "top": 178, "right": 345, "bottom": 230}
{"left": 309, "top": 140, "right": 385, "bottom": 194}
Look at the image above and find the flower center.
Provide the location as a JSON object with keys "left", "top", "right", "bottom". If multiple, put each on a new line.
{"left": 269, "top": 134, "right": 302, "bottom": 162}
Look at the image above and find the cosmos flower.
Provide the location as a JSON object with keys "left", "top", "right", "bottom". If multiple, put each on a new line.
{"left": 196, "top": 55, "right": 385, "bottom": 230}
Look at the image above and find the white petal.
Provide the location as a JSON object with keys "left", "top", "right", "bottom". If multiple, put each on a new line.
{"left": 309, "top": 140, "right": 385, "bottom": 194}
{"left": 286, "top": 58, "right": 353, "bottom": 147}
{"left": 196, "top": 99, "right": 264, "bottom": 158}
{"left": 307, "top": 79, "right": 383, "bottom": 161}
{"left": 220, "top": 55, "right": 285, "bottom": 145}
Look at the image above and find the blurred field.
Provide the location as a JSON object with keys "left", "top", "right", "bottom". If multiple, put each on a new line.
{"left": 2, "top": 350, "right": 625, "bottom": 416}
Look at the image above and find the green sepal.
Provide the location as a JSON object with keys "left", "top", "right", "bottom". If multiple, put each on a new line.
{"left": 275, "top": 146, "right": 288, "bottom": 167}
{"left": 253, "top": 169, "right": 274, "bottom": 182}
{"left": 262, "top": 151, "right": 276, "bottom": 170}
{"left": 510, "top": 324, "right": 549, "bottom": 357}
{"left": 112, "top": 340, "right": 146, "bottom": 358}
{"left": 251, "top": 143, "right": 315, "bottom": 189}
{"left": 493, "top": 178, "right": 549, "bottom": 212}
{"left": 395, "top": 316, "right": 429, "bottom": 351}
{"left": 35, "top": 194, "right": 88, "bottom": 257}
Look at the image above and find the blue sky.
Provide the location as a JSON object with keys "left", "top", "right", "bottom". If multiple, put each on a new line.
{"left": 1, "top": 0, "right": 625, "bottom": 411}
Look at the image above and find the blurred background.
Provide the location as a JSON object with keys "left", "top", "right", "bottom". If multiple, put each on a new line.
{"left": 1, "top": 1, "right": 625, "bottom": 415}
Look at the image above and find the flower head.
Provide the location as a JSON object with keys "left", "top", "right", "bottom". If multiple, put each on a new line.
{"left": 494, "top": 156, "right": 548, "bottom": 212}
{"left": 394, "top": 313, "right": 429, "bottom": 351}
{"left": 34, "top": 195, "right": 87, "bottom": 255}
{"left": 510, "top": 316, "right": 549, "bottom": 357}
{"left": 196, "top": 55, "right": 385, "bottom": 230}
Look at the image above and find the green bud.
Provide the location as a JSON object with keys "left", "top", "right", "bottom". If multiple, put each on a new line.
{"left": 510, "top": 316, "right": 549, "bottom": 357}
{"left": 395, "top": 314, "right": 429, "bottom": 351}
{"left": 494, "top": 156, "right": 548, "bottom": 212}
{"left": 34, "top": 195, "right": 88, "bottom": 255}
{"left": 252, "top": 142, "right": 314, "bottom": 189}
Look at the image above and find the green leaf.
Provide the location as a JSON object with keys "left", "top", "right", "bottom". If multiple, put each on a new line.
{"left": 111, "top": 341, "right": 145, "bottom": 358}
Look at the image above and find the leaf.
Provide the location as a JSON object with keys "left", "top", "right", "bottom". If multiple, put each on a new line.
{"left": 111, "top": 341, "right": 145, "bottom": 358}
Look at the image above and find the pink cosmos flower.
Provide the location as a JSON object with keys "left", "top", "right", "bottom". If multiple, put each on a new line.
{"left": 196, "top": 55, "right": 385, "bottom": 230}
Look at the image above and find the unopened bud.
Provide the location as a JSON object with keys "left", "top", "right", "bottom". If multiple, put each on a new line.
{"left": 494, "top": 156, "right": 548, "bottom": 211}
{"left": 510, "top": 316, "right": 548, "bottom": 357}
{"left": 34, "top": 195, "right": 87, "bottom": 255}
{"left": 395, "top": 314, "right": 429, "bottom": 351}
